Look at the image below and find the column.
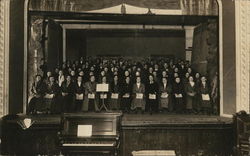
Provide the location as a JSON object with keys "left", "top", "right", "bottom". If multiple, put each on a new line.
{"left": 184, "top": 26, "right": 195, "bottom": 62}
{"left": 235, "top": 0, "right": 250, "bottom": 113}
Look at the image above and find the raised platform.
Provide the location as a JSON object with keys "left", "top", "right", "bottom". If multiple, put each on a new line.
{"left": 122, "top": 114, "right": 232, "bottom": 128}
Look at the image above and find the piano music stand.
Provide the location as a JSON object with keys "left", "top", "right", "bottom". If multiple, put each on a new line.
{"left": 96, "top": 84, "right": 110, "bottom": 112}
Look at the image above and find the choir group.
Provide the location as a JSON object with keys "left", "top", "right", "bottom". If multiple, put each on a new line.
{"left": 28, "top": 57, "right": 216, "bottom": 115}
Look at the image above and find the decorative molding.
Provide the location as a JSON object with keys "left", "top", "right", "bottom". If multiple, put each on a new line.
{"left": 0, "top": 0, "right": 10, "bottom": 117}
{"left": 235, "top": 0, "right": 250, "bottom": 113}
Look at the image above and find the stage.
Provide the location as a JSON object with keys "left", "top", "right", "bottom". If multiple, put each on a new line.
{"left": 1, "top": 113, "right": 234, "bottom": 155}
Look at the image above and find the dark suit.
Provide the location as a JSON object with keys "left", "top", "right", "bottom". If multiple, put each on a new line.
{"left": 145, "top": 81, "right": 159, "bottom": 113}
{"left": 120, "top": 82, "right": 132, "bottom": 112}
{"left": 74, "top": 82, "right": 85, "bottom": 111}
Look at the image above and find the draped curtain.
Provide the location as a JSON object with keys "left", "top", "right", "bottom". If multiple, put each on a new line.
{"left": 29, "top": 0, "right": 218, "bottom": 15}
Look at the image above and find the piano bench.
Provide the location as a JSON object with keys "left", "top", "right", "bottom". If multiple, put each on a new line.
{"left": 132, "top": 150, "right": 176, "bottom": 156}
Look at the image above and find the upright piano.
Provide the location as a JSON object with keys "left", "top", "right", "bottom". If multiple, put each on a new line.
{"left": 59, "top": 112, "right": 122, "bottom": 156}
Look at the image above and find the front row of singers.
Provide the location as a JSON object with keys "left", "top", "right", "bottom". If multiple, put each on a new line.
{"left": 28, "top": 74, "right": 212, "bottom": 115}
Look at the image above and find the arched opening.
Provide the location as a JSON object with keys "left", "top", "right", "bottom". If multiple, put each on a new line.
{"left": 23, "top": 0, "right": 224, "bottom": 115}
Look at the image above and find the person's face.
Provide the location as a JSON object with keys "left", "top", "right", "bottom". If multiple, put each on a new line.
{"left": 104, "top": 67, "right": 108, "bottom": 72}
{"left": 201, "top": 77, "right": 206, "bottom": 82}
{"left": 149, "top": 67, "right": 153, "bottom": 72}
{"left": 102, "top": 77, "right": 107, "bottom": 83}
{"left": 136, "top": 72, "right": 140, "bottom": 76}
{"left": 174, "top": 73, "right": 178, "bottom": 78}
{"left": 188, "top": 68, "right": 192, "bottom": 73}
{"left": 149, "top": 75, "right": 154, "bottom": 81}
{"left": 162, "top": 71, "right": 167, "bottom": 77}
{"left": 114, "top": 76, "right": 118, "bottom": 81}
{"left": 126, "top": 77, "right": 130, "bottom": 83}
{"left": 66, "top": 76, "right": 71, "bottom": 82}
{"left": 90, "top": 76, "right": 95, "bottom": 82}
{"left": 77, "top": 76, "right": 82, "bottom": 82}
{"left": 175, "top": 78, "right": 180, "bottom": 83}
{"left": 59, "top": 70, "right": 63, "bottom": 75}
{"left": 195, "top": 73, "right": 200, "bottom": 78}
{"left": 174, "top": 68, "right": 178, "bottom": 72}
{"left": 36, "top": 76, "right": 41, "bottom": 82}
{"left": 162, "top": 78, "right": 167, "bottom": 84}
{"left": 101, "top": 71, "right": 105, "bottom": 76}
{"left": 136, "top": 77, "right": 141, "bottom": 83}
{"left": 49, "top": 77, "right": 55, "bottom": 83}
{"left": 125, "top": 71, "right": 129, "bottom": 76}
{"left": 71, "top": 71, "right": 75, "bottom": 76}
{"left": 79, "top": 71, "right": 84, "bottom": 76}
{"left": 47, "top": 72, "right": 52, "bottom": 77}
{"left": 185, "top": 73, "right": 190, "bottom": 78}
{"left": 153, "top": 72, "right": 157, "bottom": 77}
{"left": 189, "top": 76, "right": 194, "bottom": 82}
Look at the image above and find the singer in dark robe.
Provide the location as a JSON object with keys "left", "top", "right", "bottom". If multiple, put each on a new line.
{"left": 185, "top": 76, "right": 197, "bottom": 113}
{"left": 131, "top": 76, "right": 146, "bottom": 113}
{"left": 109, "top": 75, "right": 121, "bottom": 110}
{"left": 74, "top": 75, "right": 85, "bottom": 111}
{"left": 44, "top": 76, "right": 60, "bottom": 114}
{"left": 60, "top": 75, "right": 74, "bottom": 112}
{"left": 172, "top": 77, "right": 185, "bottom": 113}
{"left": 27, "top": 74, "right": 45, "bottom": 114}
{"left": 158, "top": 77, "right": 172, "bottom": 112}
{"left": 199, "top": 76, "right": 212, "bottom": 115}
{"left": 120, "top": 76, "right": 133, "bottom": 113}
{"left": 83, "top": 75, "right": 99, "bottom": 112}
{"left": 146, "top": 74, "right": 159, "bottom": 114}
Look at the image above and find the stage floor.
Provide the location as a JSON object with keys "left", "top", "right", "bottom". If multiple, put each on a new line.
{"left": 121, "top": 113, "right": 233, "bottom": 128}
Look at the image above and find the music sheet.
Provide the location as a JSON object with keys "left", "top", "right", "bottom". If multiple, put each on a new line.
{"left": 161, "top": 93, "right": 169, "bottom": 98}
{"left": 88, "top": 93, "right": 95, "bottom": 99}
{"left": 111, "top": 93, "right": 119, "bottom": 99}
{"left": 76, "top": 94, "right": 84, "bottom": 100}
{"left": 149, "top": 94, "right": 156, "bottom": 99}
{"left": 136, "top": 93, "right": 143, "bottom": 99}
{"left": 77, "top": 125, "right": 92, "bottom": 137}
{"left": 202, "top": 94, "right": 210, "bottom": 101}
{"left": 96, "top": 84, "right": 109, "bottom": 92}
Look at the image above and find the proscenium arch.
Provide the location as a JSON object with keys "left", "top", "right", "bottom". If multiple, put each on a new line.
{"left": 23, "top": 0, "right": 225, "bottom": 115}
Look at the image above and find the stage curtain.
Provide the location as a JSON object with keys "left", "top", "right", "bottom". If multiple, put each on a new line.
{"left": 29, "top": 0, "right": 218, "bottom": 15}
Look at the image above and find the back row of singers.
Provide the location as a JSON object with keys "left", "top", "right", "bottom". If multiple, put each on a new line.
{"left": 28, "top": 73, "right": 212, "bottom": 115}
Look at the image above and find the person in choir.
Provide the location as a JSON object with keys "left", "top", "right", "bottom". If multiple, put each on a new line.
{"left": 183, "top": 72, "right": 190, "bottom": 85}
{"left": 39, "top": 58, "right": 47, "bottom": 79}
{"left": 98, "top": 70, "right": 106, "bottom": 83}
{"left": 195, "top": 72, "right": 201, "bottom": 86}
{"left": 74, "top": 75, "right": 85, "bottom": 111}
{"left": 187, "top": 67, "right": 194, "bottom": 77}
{"left": 109, "top": 75, "right": 121, "bottom": 110}
{"left": 27, "top": 74, "right": 45, "bottom": 114}
{"left": 146, "top": 74, "right": 159, "bottom": 114}
{"left": 158, "top": 77, "right": 172, "bottom": 113}
{"left": 44, "top": 76, "right": 60, "bottom": 114}
{"left": 199, "top": 76, "right": 212, "bottom": 115}
{"left": 98, "top": 76, "right": 110, "bottom": 111}
{"left": 83, "top": 75, "right": 99, "bottom": 112}
{"left": 131, "top": 76, "right": 146, "bottom": 114}
{"left": 121, "top": 76, "right": 133, "bottom": 113}
{"left": 185, "top": 76, "right": 197, "bottom": 114}
{"left": 172, "top": 77, "right": 185, "bottom": 113}
{"left": 57, "top": 70, "right": 65, "bottom": 87}
{"left": 44, "top": 71, "right": 52, "bottom": 84}
{"left": 54, "top": 67, "right": 60, "bottom": 79}
{"left": 70, "top": 70, "right": 77, "bottom": 83}
{"left": 60, "top": 75, "right": 74, "bottom": 112}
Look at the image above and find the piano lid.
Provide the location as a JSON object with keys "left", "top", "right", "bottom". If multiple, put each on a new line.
{"left": 61, "top": 112, "right": 122, "bottom": 137}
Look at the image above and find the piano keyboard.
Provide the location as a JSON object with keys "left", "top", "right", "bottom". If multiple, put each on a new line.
{"left": 62, "top": 142, "right": 115, "bottom": 147}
